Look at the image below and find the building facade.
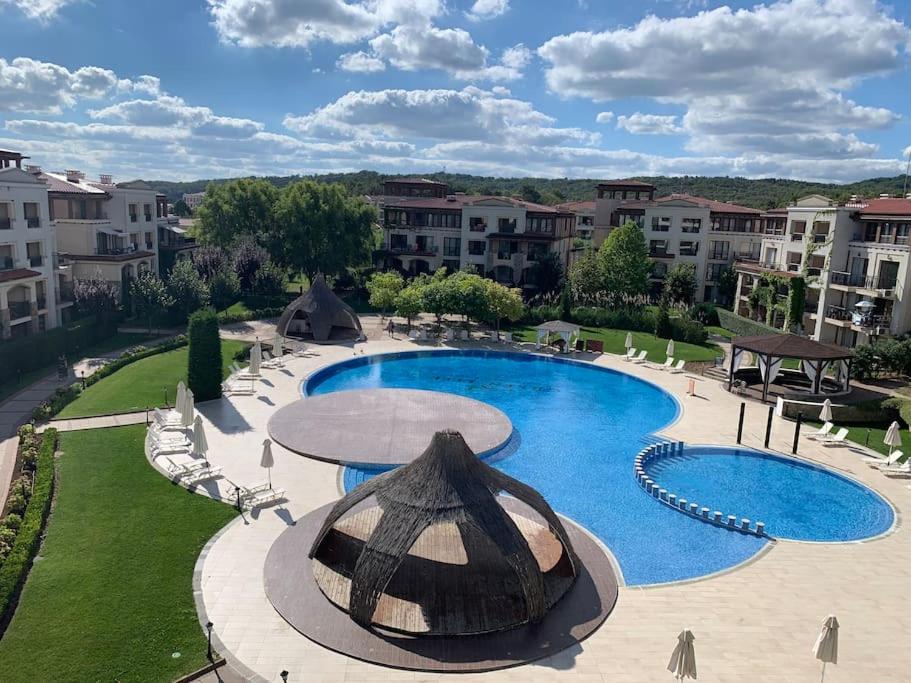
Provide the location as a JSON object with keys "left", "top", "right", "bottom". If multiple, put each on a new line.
{"left": 556, "top": 200, "right": 595, "bottom": 240}
{"left": 182, "top": 191, "right": 206, "bottom": 211}
{"left": 377, "top": 182, "right": 575, "bottom": 292}
{"left": 735, "top": 194, "right": 911, "bottom": 347}
{"left": 593, "top": 181, "right": 763, "bottom": 303}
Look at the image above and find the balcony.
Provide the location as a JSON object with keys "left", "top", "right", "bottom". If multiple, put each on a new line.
{"left": 790, "top": 233, "right": 804, "bottom": 242}
{"left": 56, "top": 282, "right": 74, "bottom": 304}
{"left": 37, "top": 296, "right": 47, "bottom": 310}
{"left": 825, "top": 305, "right": 852, "bottom": 321}
{"left": 496, "top": 252, "right": 517, "bottom": 261}
{"left": 469, "top": 223, "right": 487, "bottom": 232}
{"left": 708, "top": 251, "right": 731, "bottom": 261}
{"left": 28, "top": 255, "right": 43, "bottom": 268}
{"left": 144, "top": 213, "right": 152, "bottom": 222}
{"left": 649, "top": 249, "right": 674, "bottom": 258}
{"left": 26, "top": 216, "right": 40, "bottom": 229}
{"left": 385, "top": 245, "right": 438, "bottom": 256}
{"left": 145, "top": 241, "right": 154, "bottom": 250}
{"left": 830, "top": 271, "right": 898, "bottom": 292}
{"left": 811, "top": 233, "right": 829, "bottom": 244}
{"left": 8, "top": 300, "right": 31, "bottom": 320}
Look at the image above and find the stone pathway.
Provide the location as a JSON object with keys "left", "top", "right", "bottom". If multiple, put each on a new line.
{"left": 44, "top": 411, "right": 149, "bottom": 433}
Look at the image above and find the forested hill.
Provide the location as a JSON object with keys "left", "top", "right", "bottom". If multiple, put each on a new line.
{"left": 149, "top": 170, "right": 911, "bottom": 211}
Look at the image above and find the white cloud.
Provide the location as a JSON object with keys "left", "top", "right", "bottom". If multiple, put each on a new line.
{"left": 538, "top": 0, "right": 910, "bottom": 159}
{"left": 467, "top": 0, "right": 509, "bottom": 21}
{"left": 0, "top": 57, "right": 119, "bottom": 114}
{"left": 616, "top": 112, "right": 683, "bottom": 135}
{"left": 500, "top": 44, "right": 531, "bottom": 70}
{"left": 1, "top": 0, "right": 76, "bottom": 22}
{"left": 337, "top": 51, "right": 387, "bottom": 73}
{"left": 595, "top": 111, "right": 614, "bottom": 124}
{"left": 207, "top": 0, "right": 443, "bottom": 48}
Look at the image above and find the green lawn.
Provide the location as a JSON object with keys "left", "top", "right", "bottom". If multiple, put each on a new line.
{"left": 57, "top": 339, "right": 248, "bottom": 418}
{"left": 509, "top": 326, "right": 722, "bottom": 363}
{"left": 0, "top": 425, "right": 238, "bottom": 682}
{"left": 0, "top": 332, "right": 161, "bottom": 404}
{"left": 802, "top": 419, "right": 911, "bottom": 456}
{"left": 706, "top": 325, "right": 735, "bottom": 340}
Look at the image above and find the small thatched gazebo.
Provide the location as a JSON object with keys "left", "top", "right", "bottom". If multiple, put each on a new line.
{"left": 729, "top": 333, "right": 853, "bottom": 403}
{"left": 308, "top": 430, "right": 580, "bottom": 636}
{"left": 276, "top": 274, "right": 363, "bottom": 343}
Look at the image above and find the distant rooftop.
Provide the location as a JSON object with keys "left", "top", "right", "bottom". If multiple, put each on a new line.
{"left": 597, "top": 179, "right": 656, "bottom": 188}
{"left": 384, "top": 194, "right": 572, "bottom": 214}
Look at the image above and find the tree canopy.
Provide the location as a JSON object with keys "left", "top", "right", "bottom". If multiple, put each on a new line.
{"left": 597, "top": 221, "right": 651, "bottom": 303}
{"left": 661, "top": 263, "right": 697, "bottom": 307}
{"left": 194, "top": 178, "right": 278, "bottom": 246}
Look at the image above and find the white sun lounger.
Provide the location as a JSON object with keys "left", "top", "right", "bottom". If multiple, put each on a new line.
{"left": 669, "top": 360, "right": 686, "bottom": 374}
{"left": 632, "top": 350, "right": 648, "bottom": 364}
{"left": 822, "top": 427, "right": 850, "bottom": 447}
{"left": 880, "top": 461, "right": 911, "bottom": 477}
{"left": 866, "top": 450, "right": 906, "bottom": 468}
{"left": 164, "top": 458, "right": 222, "bottom": 483}
{"left": 502, "top": 331, "right": 512, "bottom": 343}
{"left": 657, "top": 357, "right": 674, "bottom": 371}
{"left": 806, "top": 422, "right": 834, "bottom": 440}
{"left": 623, "top": 348, "right": 637, "bottom": 361}
{"left": 153, "top": 407, "right": 183, "bottom": 428}
{"left": 239, "top": 483, "right": 286, "bottom": 509}
{"left": 222, "top": 378, "right": 255, "bottom": 396}
{"left": 149, "top": 437, "right": 190, "bottom": 457}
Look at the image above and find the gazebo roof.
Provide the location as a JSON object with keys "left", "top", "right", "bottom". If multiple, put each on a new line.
{"left": 308, "top": 430, "right": 579, "bottom": 635}
{"left": 276, "top": 274, "right": 362, "bottom": 342}
{"left": 535, "top": 320, "right": 580, "bottom": 334}
{"left": 732, "top": 334, "right": 852, "bottom": 361}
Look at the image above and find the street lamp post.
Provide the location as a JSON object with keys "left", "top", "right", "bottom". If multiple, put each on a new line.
{"left": 280, "top": 671, "right": 289, "bottom": 682}
{"left": 205, "top": 621, "right": 214, "bottom": 660}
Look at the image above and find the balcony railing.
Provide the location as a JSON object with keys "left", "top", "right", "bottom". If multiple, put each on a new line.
{"left": 830, "top": 271, "right": 898, "bottom": 291}
{"left": 386, "top": 245, "right": 438, "bottom": 256}
{"left": 787, "top": 263, "right": 801, "bottom": 272}
{"left": 790, "top": 233, "right": 804, "bottom": 241}
{"left": 825, "top": 305, "right": 852, "bottom": 321}
{"left": 26, "top": 216, "right": 40, "bottom": 228}
{"left": 649, "top": 249, "right": 674, "bottom": 258}
{"left": 145, "top": 241, "right": 154, "bottom": 249}
{"left": 811, "top": 233, "right": 829, "bottom": 243}
{"left": 496, "top": 252, "right": 517, "bottom": 261}
{"left": 144, "top": 213, "right": 152, "bottom": 222}
{"left": 469, "top": 223, "right": 487, "bottom": 232}
{"left": 8, "top": 301, "right": 31, "bottom": 319}
{"left": 708, "top": 251, "right": 731, "bottom": 260}
{"left": 130, "top": 215, "right": 138, "bottom": 223}
{"left": 0, "top": 256, "right": 13, "bottom": 271}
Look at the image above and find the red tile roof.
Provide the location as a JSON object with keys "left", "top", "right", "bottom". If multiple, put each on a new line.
{"left": 383, "top": 195, "right": 570, "bottom": 214}
{"left": 556, "top": 200, "right": 596, "bottom": 212}
{"left": 597, "top": 179, "right": 656, "bottom": 188}
{"left": 656, "top": 194, "right": 760, "bottom": 215}
{"left": 0, "top": 268, "right": 41, "bottom": 283}
{"left": 40, "top": 172, "right": 107, "bottom": 195}
{"left": 856, "top": 198, "right": 911, "bottom": 217}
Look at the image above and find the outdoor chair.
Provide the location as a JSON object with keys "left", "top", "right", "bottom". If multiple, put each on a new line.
{"left": 183, "top": 465, "right": 223, "bottom": 484}
{"left": 623, "top": 348, "right": 637, "bottom": 361}
{"left": 239, "top": 483, "right": 286, "bottom": 509}
{"left": 806, "top": 422, "right": 834, "bottom": 440}
{"left": 866, "top": 450, "right": 906, "bottom": 468}
{"left": 222, "top": 378, "right": 255, "bottom": 396}
{"left": 585, "top": 339, "right": 603, "bottom": 354}
{"left": 670, "top": 360, "right": 686, "bottom": 374}
{"left": 822, "top": 428, "right": 849, "bottom": 447}
{"left": 657, "top": 357, "right": 675, "bottom": 371}
{"left": 632, "top": 350, "right": 648, "bottom": 364}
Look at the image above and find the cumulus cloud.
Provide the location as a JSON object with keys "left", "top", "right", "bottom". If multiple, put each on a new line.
{"left": 337, "top": 51, "right": 386, "bottom": 73}
{"left": 467, "top": 0, "right": 509, "bottom": 21}
{"left": 595, "top": 111, "right": 614, "bottom": 124}
{"left": 0, "top": 57, "right": 119, "bottom": 114}
{"left": 616, "top": 113, "right": 683, "bottom": 135}
{"left": 207, "top": 0, "right": 443, "bottom": 48}
{"left": 538, "top": 0, "right": 909, "bottom": 159}
{"left": 1, "top": 0, "right": 76, "bottom": 22}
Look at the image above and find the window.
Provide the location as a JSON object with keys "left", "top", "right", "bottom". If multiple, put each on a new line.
{"left": 791, "top": 220, "right": 806, "bottom": 234}
{"left": 786, "top": 252, "right": 802, "bottom": 272}
{"left": 682, "top": 218, "right": 701, "bottom": 233}
{"left": 468, "top": 240, "right": 486, "bottom": 255}
{"left": 580, "top": 215, "right": 594, "bottom": 226}
{"left": 390, "top": 233, "right": 408, "bottom": 250}
{"left": 706, "top": 263, "right": 725, "bottom": 282}
{"left": 0, "top": 203, "right": 11, "bottom": 230}
{"left": 527, "top": 243, "right": 548, "bottom": 261}
{"left": 443, "top": 259, "right": 460, "bottom": 272}
{"left": 879, "top": 222, "right": 894, "bottom": 243}
{"left": 145, "top": 232, "right": 153, "bottom": 249}
{"left": 652, "top": 262, "right": 668, "bottom": 278}
{"left": 443, "top": 237, "right": 461, "bottom": 257}
{"left": 469, "top": 217, "right": 486, "bottom": 232}
{"left": 807, "top": 255, "right": 825, "bottom": 276}
{"left": 897, "top": 223, "right": 910, "bottom": 245}
{"left": 679, "top": 241, "right": 698, "bottom": 256}
{"left": 129, "top": 204, "right": 138, "bottom": 222}
{"left": 651, "top": 216, "right": 671, "bottom": 232}
{"left": 497, "top": 217, "right": 517, "bottom": 233}
{"left": 496, "top": 240, "right": 518, "bottom": 260}
{"left": 24, "top": 202, "right": 40, "bottom": 228}
{"left": 649, "top": 239, "right": 669, "bottom": 256}
{"left": 143, "top": 203, "right": 152, "bottom": 221}
{"left": 708, "top": 241, "right": 730, "bottom": 260}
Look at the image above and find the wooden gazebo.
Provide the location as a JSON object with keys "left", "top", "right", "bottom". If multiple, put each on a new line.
{"left": 308, "top": 430, "right": 580, "bottom": 636}
{"left": 728, "top": 334, "right": 853, "bottom": 403}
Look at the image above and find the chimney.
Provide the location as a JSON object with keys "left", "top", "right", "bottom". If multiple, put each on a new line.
{"left": 65, "top": 170, "right": 83, "bottom": 183}
{"left": 99, "top": 174, "right": 113, "bottom": 185}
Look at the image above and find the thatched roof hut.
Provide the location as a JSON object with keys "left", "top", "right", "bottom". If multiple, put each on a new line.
{"left": 276, "top": 274, "right": 363, "bottom": 343}
{"left": 309, "top": 430, "right": 580, "bottom": 636}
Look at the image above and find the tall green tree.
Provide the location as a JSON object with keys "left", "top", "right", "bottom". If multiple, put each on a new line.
{"left": 394, "top": 282, "right": 424, "bottom": 331}
{"left": 195, "top": 178, "right": 278, "bottom": 247}
{"left": 172, "top": 199, "right": 191, "bottom": 217}
{"left": 528, "top": 251, "right": 564, "bottom": 296}
{"left": 716, "top": 267, "right": 738, "bottom": 307}
{"left": 208, "top": 268, "right": 241, "bottom": 311}
{"left": 270, "top": 180, "right": 375, "bottom": 282}
{"left": 130, "top": 271, "right": 173, "bottom": 333}
{"left": 568, "top": 249, "right": 603, "bottom": 303}
{"left": 166, "top": 259, "right": 209, "bottom": 322}
{"left": 73, "top": 271, "right": 119, "bottom": 322}
{"left": 187, "top": 309, "right": 222, "bottom": 401}
{"left": 597, "top": 221, "right": 650, "bottom": 303}
{"left": 447, "top": 271, "right": 489, "bottom": 325}
{"left": 366, "top": 271, "right": 404, "bottom": 319}
{"left": 661, "top": 263, "right": 697, "bottom": 307}
{"left": 484, "top": 281, "right": 524, "bottom": 340}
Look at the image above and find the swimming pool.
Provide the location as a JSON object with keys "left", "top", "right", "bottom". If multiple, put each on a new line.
{"left": 644, "top": 446, "right": 894, "bottom": 542}
{"left": 304, "top": 350, "right": 888, "bottom": 585}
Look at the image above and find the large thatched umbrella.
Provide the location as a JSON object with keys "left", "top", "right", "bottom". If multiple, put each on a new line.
{"left": 308, "top": 430, "right": 580, "bottom": 636}
{"left": 276, "top": 274, "right": 363, "bottom": 343}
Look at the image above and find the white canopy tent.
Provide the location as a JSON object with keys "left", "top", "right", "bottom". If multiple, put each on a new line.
{"left": 534, "top": 320, "right": 581, "bottom": 353}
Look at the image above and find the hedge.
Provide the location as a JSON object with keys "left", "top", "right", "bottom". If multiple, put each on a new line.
{"left": 0, "top": 317, "right": 117, "bottom": 386}
{"left": 0, "top": 428, "right": 56, "bottom": 630}
{"left": 31, "top": 336, "right": 188, "bottom": 422}
{"left": 523, "top": 305, "right": 708, "bottom": 345}
{"left": 187, "top": 310, "right": 222, "bottom": 401}
{"left": 217, "top": 306, "right": 285, "bottom": 325}
{"left": 716, "top": 308, "right": 783, "bottom": 338}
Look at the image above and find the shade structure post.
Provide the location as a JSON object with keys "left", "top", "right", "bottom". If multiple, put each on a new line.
{"left": 764, "top": 405, "right": 774, "bottom": 449}
{"left": 762, "top": 352, "right": 772, "bottom": 403}
{"left": 728, "top": 344, "right": 737, "bottom": 392}
{"left": 813, "top": 359, "right": 824, "bottom": 395}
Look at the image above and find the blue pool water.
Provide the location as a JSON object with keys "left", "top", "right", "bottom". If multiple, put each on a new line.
{"left": 645, "top": 446, "right": 894, "bottom": 542}
{"left": 306, "top": 350, "right": 772, "bottom": 585}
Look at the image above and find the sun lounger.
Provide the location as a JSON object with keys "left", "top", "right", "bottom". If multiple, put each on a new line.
{"left": 165, "top": 457, "right": 208, "bottom": 476}
{"left": 632, "top": 350, "right": 648, "bottom": 364}
{"left": 164, "top": 457, "right": 222, "bottom": 483}
{"left": 806, "top": 422, "right": 834, "bottom": 441}
{"left": 670, "top": 360, "right": 686, "bottom": 374}
{"left": 867, "top": 450, "right": 906, "bottom": 468}
{"left": 239, "top": 483, "right": 286, "bottom": 509}
{"left": 222, "top": 378, "right": 255, "bottom": 396}
{"left": 657, "top": 357, "right": 674, "bottom": 371}
{"left": 460, "top": 330, "right": 469, "bottom": 340}
{"left": 822, "top": 427, "right": 849, "bottom": 447}
{"left": 502, "top": 332, "right": 512, "bottom": 343}
{"left": 149, "top": 425, "right": 189, "bottom": 443}
{"left": 623, "top": 348, "right": 637, "bottom": 361}
{"left": 153, "top": 407, "right": 183, "bottom": 428}
{"left": 149, "top": 437, "right": 190, "bottom": 457}
{"left": 880, "top": 461, "right": 911, "bottom": 477}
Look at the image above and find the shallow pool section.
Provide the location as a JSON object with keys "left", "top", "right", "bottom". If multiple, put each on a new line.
{"left": 645, "top": 446, "right": 894, "bottom": 542}
{"left": 307, "top": 350, "right": 769, "bottom": 586}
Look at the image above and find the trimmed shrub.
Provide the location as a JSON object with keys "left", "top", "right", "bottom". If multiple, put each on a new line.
{"left": 716, "top": 308, "right": 783, "bottom": 337}
{"left": 654, "top": 307, "right": 673, "bottom": 339}
{"left": 0, "top": 429, "right": 56, "bottom": 625}
{"left": 1, "top": 514, "right": 22, "bottom": 532}
{"left": 187, "top": 309, "right": 222, "bottom": 401}
{"left": 209, "top": 268, "right": 241, "bottom": 311}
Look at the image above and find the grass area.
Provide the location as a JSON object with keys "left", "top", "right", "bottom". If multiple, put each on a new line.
{"left": 509, "top": 325, "right": 722, "bottom": 363}
{"left": 706, "top": 325, "right": 735, "bottom": 340}
{"left": 56, "top": 339, "right": 248, "bottom": 418}
{"left": 0, "top": 332, "right": 161, "bottom": 404}
{"left": 0, "top": 425, "right": 238, "bottom": 682}
{"left": 285, "top": 273, "right": 309, "bottom": 294}
{"left": 803, "top": 418, "right": 911, "bottom": 456}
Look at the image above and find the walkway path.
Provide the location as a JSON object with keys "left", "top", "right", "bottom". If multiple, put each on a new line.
{"left": 44, "top": 411, "right": 149, "bottom": 433}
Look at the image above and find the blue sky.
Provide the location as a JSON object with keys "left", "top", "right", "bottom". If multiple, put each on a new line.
{"left": 1, "top": 0, "right": 910, "bottom": 183}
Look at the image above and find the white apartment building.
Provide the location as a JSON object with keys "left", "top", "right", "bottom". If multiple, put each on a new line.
{"left": 182, "top": 191, "right": 206, "bottom": 211}
{"left": 736, "top": 194, "right": 911, "bottom": 347}
{"left": 556, "top": 200, "right": 595, "bottom": 240}
{"left": 378, "top": 180, "right": 575, "bottom": 291}
{"left": 0, "top": 151, "right": 61, "bottom": 339}
{"left": 593, "top": 180, "right": 764, "bottom": 303}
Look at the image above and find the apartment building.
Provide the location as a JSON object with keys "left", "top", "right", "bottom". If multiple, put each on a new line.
{"left": 556, "top": 200, "right": 595, "bottom": 240}
{"left": 157, "top": 193, "right": 197, "bottom": 273}
{"left": 377, "top": 180, "right": 575, "bottom": 291}
{"left": 735, "top": 194, "right": 911, "bottom": 347}
{"left": 592, "top": 180, "right": 763, "bottom": 303}
{"left": 182, "top": 191, "right": 206, "bottom": 211}
{"left": 0, "top": 150, "right": 61, "bottom": 339}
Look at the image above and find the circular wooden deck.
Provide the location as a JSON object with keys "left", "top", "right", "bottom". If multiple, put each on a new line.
{"left": 267, "top": 389, "right": 513, "bottom": 466}
{"left": 263, "top": 499, "right": 619, "bottom": 673}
